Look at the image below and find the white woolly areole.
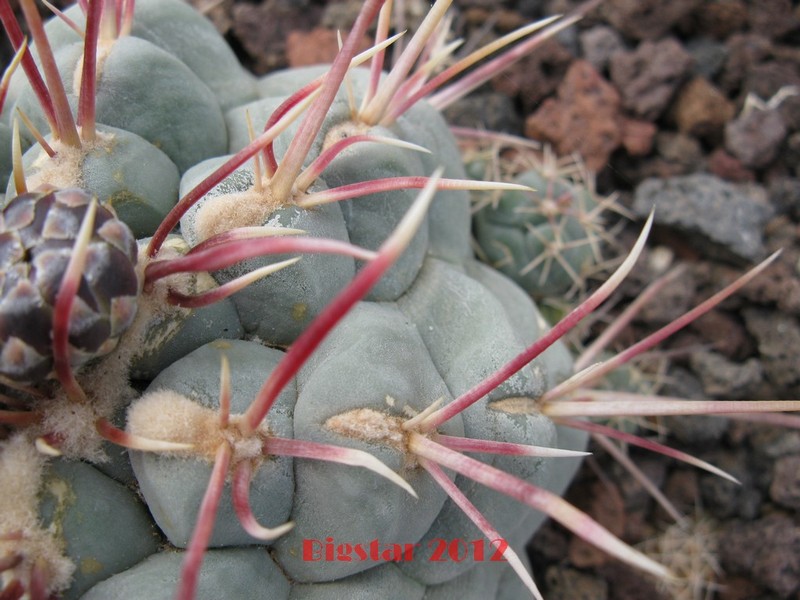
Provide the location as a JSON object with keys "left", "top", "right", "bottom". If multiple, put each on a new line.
{"left": 325, "top": 408, "right": 407, "bottom": 453}
{"left": 127, "top": 390, "right": 270, "bottom": 464}
{"left": 25, "top": 131, "right": 116, "bottom": 193}
{"left": 194, "top": 189, "right": 280, "bottom": 243}
{"left": 0, "top": 434, "right": 75, "bottom": 595}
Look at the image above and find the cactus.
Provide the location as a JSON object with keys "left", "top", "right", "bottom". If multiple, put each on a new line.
{"left": 0, "top": 2, "right": 798, "bottom": 600}
{"left": 468, "top": 141, "right": 627, "bottom": 300}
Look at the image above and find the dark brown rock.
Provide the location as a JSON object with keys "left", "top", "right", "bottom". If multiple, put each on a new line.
{"left": 737, "top": 246, "right": 800, "bottom": 315}
{"left": 567, "top": 480, "right": 625, "bottom": 568}
{"left": 689, "top": 309, "right": 753, "bottom": 360}
{"left": 770, "top": 454, "right": 800, "bottom": 510}
{"left": 610, "top": 38, "right": 695, "bottom": 121}
{"left": 699, "top": 450, "right": 762, "bottom": 519}
{"left": 718, "top": 33, "right": 773, "bottom": 94}
{"left": 232, "top": 1, "right": 324, "bottom": 74}
{"left": 747, "top": 0, "right": 800, "bottom": 40}
{"left": 743, "top": 308, "right": 800, "bottom": 395}
{"left": 692, "top": 0, "right": 748, "bottom": 39}
{"left": 657, "top": 470, "right": 700, "bottom": 521}
{"left": 716, "top": 576, "right": 764, "bottom": 600}
{"left": 670, "top": 76, "right": 735, "bottom": 140}
{"left": 543, "top": 566, "right": 608, "bottom": 600}
{"left": 634, "top": 131, "right": 705, "bottom": 179}
{"left": 719, "top": 514, "right": 800, "bottom": 597}
{"left": 596, "top": 562, "right": 670, "bottom": 600}
{"left": 491, "top": 39, "right": 574, "bottom": 113}
{"left": 619, "top": 117, "right": 656, "bottom": 157}
{"left": 778, "top": 95, "right": 800, "bottom": 132}
{"left": 601, "top": 0, "right": 702, "bottom": 40}
{"left": 743, "top": 60, "right": 800, "bottom": 103}
{"left": 707, "top": 148, "right": 756, "bottom": 182}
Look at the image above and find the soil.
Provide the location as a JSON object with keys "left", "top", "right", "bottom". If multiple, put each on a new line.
{"left": 8, "top": 0, "right": 800, "bottom": 598}
{"left": 210, "top": 1, "right": 800, "bottom": 598}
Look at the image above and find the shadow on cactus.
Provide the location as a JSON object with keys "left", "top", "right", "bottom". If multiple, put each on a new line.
{"left": 1, "top": 1, "right": 799, "bottom": 600}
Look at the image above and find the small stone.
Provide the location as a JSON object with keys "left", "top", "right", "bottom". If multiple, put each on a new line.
{"left": 596, "top": 562, "right": 671, "bottom": 600}
{"left": 777, "top": 95, "right": 800, "bottom": 132}
{"left": 319, "top": 0, "right": 364, "bottom": 29}
{"left": 635, "top": 131, "right": 706, "bottom": 178}
{"left": 524, "top": 60, "right": 622, "bottom": 172}
{"left": 567, "top": 480, "right": 625, "bottom": 568}
{"left": 285, "top": 27, "right": 372, "bottom": 67}
{"left": 707, "top": 148, "right": 756, "bottom": 182}
{"left": 491, "top": 39, "right": 574, "bottom": 113}
{"left": 787, "top": 132, "right": 800, "bottom": 176}
{"left": 719, "top": 514, "right": 800, "bottom": 597}
{"left": 770, "top": 454, "right": 800, "bottom": 510}
{"left": 232, "top": 2, "right": 323, "bottom": 74}
{"left": 743, "top": 61, "right": 800, "bottom": 103}
{"left": 699, "top": 450, "right": 762, "bottom": 519}
{"left": 718, "top": 33, "right": 772, "bottom": 94}
{"left": 528, "top": 520, "right": 570, "bottom": 564}
{"left": 715, "top": 576, "right": 764, "bottom": 600}
{"left": 743, "top": 308, "right": 800, "bottom": 395}
{"left": 747, "top": 0, "right": 800, "bottom": 39}
{"left": 689, "top": 351, "right": 763, "bottom": 399}
{"left": 685, "top": 37, "right": 729, "bottom": 79}
{"left": 601, "top": 0, "right": 702, "bottom": 40}
{"left": 619, "top": 117, "right": 656, "bottom": 156}
{"left": 737, "top": 242, "right": 800, "bottom": 315}
{"left": 579, "top": 25, "right": 625, "bottom": 72}
{"left": 632, "top": 174, "right": 773, "bottom": 263}
{"left": 769, "top": 177, "right": 800, "bottom": 219}
{"left": 690, "top": 309, "right": 753, "bottom": 360}
{"left": 610, "top": 38, "right": 695, "bottom": 121}
{"left": 670, "top": 76, "right": 735, "bottom": 140}
{"left": 692, "top": 0, "right": 748, "bottom": 39}
{"left": 657, "top": 470, "right": 700, "bottom": 520}
{"left": 661, "top": 367, "right": 731, "bottom": 445}
{"left": 543, "top": 566, "right": 608, "bottom": 600}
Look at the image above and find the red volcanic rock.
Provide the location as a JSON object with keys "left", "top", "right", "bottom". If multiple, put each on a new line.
{"left": 524, "top": 60, "right": 623, "bottom": 172}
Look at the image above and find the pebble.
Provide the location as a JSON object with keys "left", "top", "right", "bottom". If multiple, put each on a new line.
{"left": 719, "top": 514, "right": 800, "bottom": 597}
{"left": 770, "top": 454, "right": 800, "bottom": 510}
{"left": 670, "top": 76, "right": 735, "bottom": 140}
{"left": 609, "top": 37, "right": 695, "bottom": 121}
{"left": 579, "top": 25, "right": 625, "bottom": 73}
{"left": 632, "top": 173, "right": 773, "bottom": 263}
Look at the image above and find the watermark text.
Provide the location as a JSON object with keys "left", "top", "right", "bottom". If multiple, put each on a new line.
{"left": 302, "top": 537, "right": 508, "bottom": 563}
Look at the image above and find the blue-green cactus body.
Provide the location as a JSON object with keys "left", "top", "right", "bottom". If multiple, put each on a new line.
{"left": 81, "top": 549, "right": 290, "bottom": 600}
{"left": 275, "top": 301, "right": 462, "bottom": 581}
{"left": 0, "top": 3, "right": 594, "bottom": 599}
{"left": 38, "top": 0, "right": 258, "bottom": 114}
{"left": 129, "top": 340, "right": 295, "bottom": 548}
{"left": 12, "top": 36, "right": 227, "bottom": 173}
{"left": 38, "top": 460, "right": 160, "bottom": 599}
{"left": 473, "top": 168, "right": 603, "bottom": 298}
{"left": 6, "top": 124, "right": 180, "bottom": 238}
